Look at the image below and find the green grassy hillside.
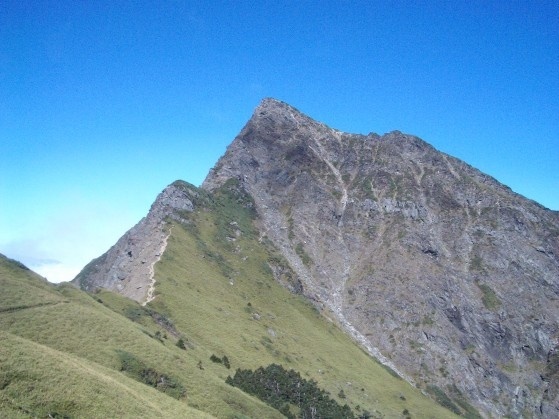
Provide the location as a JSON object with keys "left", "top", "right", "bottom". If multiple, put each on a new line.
{"left": 0, "top": 255, "right": 278, "bottom": 418}
{"left": 0, "top": 183, "right": 459, "bottom": 418}
{"left": 0, "top": 331, "right": 210, "bottom": 418}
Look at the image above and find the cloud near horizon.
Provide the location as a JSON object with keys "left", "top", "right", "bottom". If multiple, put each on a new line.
{"left": 0, "top": 237, "right": 87, "bottom": 283}
{"left": 0, "top": 199, "right": 140, "bottom": 284}
{"left": 32, "top": 261, "right": 84, "bottom": 284}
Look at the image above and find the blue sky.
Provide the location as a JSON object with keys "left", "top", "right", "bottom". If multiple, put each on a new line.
{"left": 1, "top": 1, "right": 557, "bottom": 282}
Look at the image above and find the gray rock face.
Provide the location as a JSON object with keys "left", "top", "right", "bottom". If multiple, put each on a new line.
{"left": 203, "top": 98, "right": 559, "bottom": 417}
{"left": 73, "top": 181, "right": 197, "bottom": 302}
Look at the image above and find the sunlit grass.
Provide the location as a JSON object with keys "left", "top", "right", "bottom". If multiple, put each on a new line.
{"left": 0, "top": 255, "right": 280, "bottom": 418}
{"left": 0, "top": 331, "right": 210, "bottom": 418}
{"left": 146, "top": 183, "right": 458, "bottom": 418}
{"left": 0, "top": 183, "right": 459, "bottom": 418}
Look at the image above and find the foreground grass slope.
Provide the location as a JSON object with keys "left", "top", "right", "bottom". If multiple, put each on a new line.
{"left": 0, "top": 181, "right": 458, "bottom": 418}
{"left": 0, "top": 331, "right": 209, "bottom": 418}
{"left": 0, "top": 254, "right": 278, "bottom": 418}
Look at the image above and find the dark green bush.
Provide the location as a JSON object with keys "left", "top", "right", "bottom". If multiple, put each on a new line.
{"left": 116, "top": 350, "right": 186, "bottom": 399}
{"left": 210, "top": 354, "right": 222, "bottom": 364}
{"left": 226, "top": 363, "right": 354, "bottom": 418}
{"left": 210, "top": 354, "right": 231, "bottom": 369}
{"left": 222, "top": 355, "right": 231, "bottom": 369}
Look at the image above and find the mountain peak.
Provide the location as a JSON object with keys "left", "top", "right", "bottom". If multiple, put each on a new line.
{"left": 257, "top": 97, "right": 289, "bottom": 109}
{"left": 246, "top": 97, "right": 323, "bottom": 133}
{"left": 201, "top": 99, "right": 559, "bottom": 416}
{"left": 255, "top": 97, "right": 302, "bottom": 114}
{"left": 73, "top": 180, "right": 196, "bottom": 301}
{"left": 78, "top": 99, "right": 559, "bottom": 417}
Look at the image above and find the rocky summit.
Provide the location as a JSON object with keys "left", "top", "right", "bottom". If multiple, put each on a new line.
{"left": 75, "top": 98, "right": 559, "bottom": 417}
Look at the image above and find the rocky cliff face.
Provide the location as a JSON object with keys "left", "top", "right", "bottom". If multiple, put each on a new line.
{"left": 74, "top": 98, "right": 558, "bottom": 417}
{"left": 74, "top": 181, "right": 198, "bottom": 303}
{"left": 203, "top": 98, "right": 559, "bottom": 417}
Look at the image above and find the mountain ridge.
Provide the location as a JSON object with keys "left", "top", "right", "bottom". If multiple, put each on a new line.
{"left": 71, "top": 98, "right": 559, "bottom": 417}
{"left": 201, "top": 98, "right": 559, "bottom": 417}
{"left": 74, "top": 181, "right": 199, "bottom": 302}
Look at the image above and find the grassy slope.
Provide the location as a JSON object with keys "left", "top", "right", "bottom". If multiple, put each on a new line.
{"left": 0, "top": 181, "right": 458, "bottom": 418}
{"left": 0, "top": 255, "right": 278, "bottom": 418}
{"left": 145, "top": 182, "right": 457, "bottom": 418}
{"left": 0, "top": 331, "right": 209, "bottom": 418}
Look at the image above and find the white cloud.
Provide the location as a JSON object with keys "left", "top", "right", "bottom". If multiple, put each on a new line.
{"left": 31, "top": 262, "right": 82, "bottom": 284}
{"left": 0, "top": 240, "right": 81, "bottom": 283}
{"left": 0, "top": 197, "right": 141, "bottom": 284}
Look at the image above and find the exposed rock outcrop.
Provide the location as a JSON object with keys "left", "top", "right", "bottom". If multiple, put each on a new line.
{"left": 73, "top": 181, "right": 197, "bottom": 303}
{"left": 75, "top": 98, "right": 559, "bottom": 417}
{"left": 203, "top": 98, "right": 559, "bottom": 417}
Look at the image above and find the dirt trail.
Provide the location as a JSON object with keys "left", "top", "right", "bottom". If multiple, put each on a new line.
{"left": 0, "top": 300, "right": 66, "bottom": 313}
{"left": 142, "top": 227, "right": 172, "bottom": 306}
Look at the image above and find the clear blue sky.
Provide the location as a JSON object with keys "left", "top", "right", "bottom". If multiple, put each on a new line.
{"left": 1, "top": 1, "right": 557, "bottom": 282}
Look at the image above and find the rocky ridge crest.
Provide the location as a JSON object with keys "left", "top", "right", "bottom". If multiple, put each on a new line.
{"left": 74, "top": 181, "right": 197, "bottom": 302}
{"left": 74, "top": 98, "right": 559, "bottom": 417}
{"left": 203, "top": 98, "right": 559, "bottom": 417}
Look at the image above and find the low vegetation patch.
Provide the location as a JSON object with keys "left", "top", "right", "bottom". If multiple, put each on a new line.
{"left": 212, "top": 178, "right": 257, "bottom": 237}
{"left": 469, "top": 255, "right": 483, "bottom": 272}
{"left": 426, "top": 385, "right": 460, "bottom": 415}
{"left": 116, "top": 350, "right": 186, "bottom": 399}
{"left": 210, "top": 354, "right": 231, "bottom": 369}
{"left": 476, "top": 282, "right": 501, "bottom": 311}
{"left": 447, "top": 384, "right": 483, "bottom": 419}
{"left": 226, "top": 363, "right": 354, "bottom": 418}
{"left": 295, "top": 243, "right": 312, "bottom": 266}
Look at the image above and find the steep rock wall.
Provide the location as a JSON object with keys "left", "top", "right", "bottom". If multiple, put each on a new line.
{"left": 203, "top": 98, "right": 559, "bottom": 417}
